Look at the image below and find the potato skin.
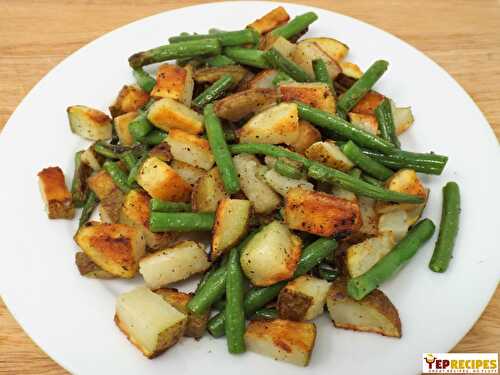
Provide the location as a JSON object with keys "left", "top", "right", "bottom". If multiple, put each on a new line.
{"left": 99, "top": 188, "right": 124, "bottom": 223}
{"left": 277, "top": 288, "right": 312, "bottom": 322}
{"left": 214, "top": 88, "right": 279, "bottom": 122}
{"left": 75, "top": 251, "right": 115, "bottom": 279}
{"left": 302, "top": 37, "right": 349, "bottom": 61}
{"left": 109, "top": 85, "right": 149, "bottom": 118}
{"left": 38, "top": 166, "right": 75, "bottom": 219}
{"left": 194, "top": 65, "right": 248, "bottom": 85}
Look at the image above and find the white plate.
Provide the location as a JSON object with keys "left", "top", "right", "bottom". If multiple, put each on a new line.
{"left": 0, "top": 2, "right": 499, "bottom": 374}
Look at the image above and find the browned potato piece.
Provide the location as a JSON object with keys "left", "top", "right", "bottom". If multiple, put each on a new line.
{"left": 214, "top": 88, "right": 279, "bottom": 122}
{"left": 358, "top": 196, "right": 378, "bottom": 236}
{"left": 171, "top": 160, "right": 204, "bottom": 188}
{"left": 99, "top": 189, "right": 124, "bottom": 223}
{"left": 346, "top": 233, "right": 396, "bottom": 278}
{"left": 109, "top": 85, "right": 150, "bottom": 118}
{"left": 75, "top": 222, "right": 146, "bottom": 278}
{"left": 87, "top": 169, "right": 117, "bottom": 200}
{"left": 155, "top": 288, "right": 209, "bottom": 339}
{"left": 245, "top": 319, "right": 316, "bottom": 367}
{"left": 279, "top": 82, "right": 336, "bottom": 113}
{"left": 291, "top": 41, "right": 341, "bottom": 79}
{"left": 75, "top": 251, "right": 115, "bottom": 279}
{"left": 191, "top": 167, "right": 228, "bottom": 212}
{"left": 266, "top": 36, "right": 296, "bottom": 56}
{"left": 147, "top": 97, "right": 204, "bottom": 135}
{"left": 390, "top": 99, "right": 415, "bottom": 135}
{"left": 194, "top": 65, "right": 248, "bottom": 85}
{"left": 148, "top": 142, "right": 172, "bottom": 162}
{"left": 151, "top": 64, "right": 194, "bottom": 106}
{"left": 114, "top": 111, "right": 138, "bottom": 146}
{"left": 67, "top": 105, "right": 112, "bottom": 141}
{"left": 305, "top": 140, "right": 354, "bottom": 171}
{"left": 137, "top": 157, "right": 192, "bottom": 202}
{"left": 301, "top": 37, "right": 349, "bottom": 61}
{"left": 348, "top": 112, "right": 379, "bottom": 135}
{"left": 339, "top": 61, "right": 363, "bottom": 79}
{"left": 289, "top": 120, "right": 321, "bottom": 153}
{"left": 351, "top": 91, "right": 385, "bottom": 115}
{"left": 166, "top": 129, "right": 214, "bottom": 170}
{"left": 247, "top": 6, "right": 290, "bottom": 34}
{"left": 326, "top": 278, "right": 402, "bottom": 338}
{"left": 247, "top": 69, "right": 279, "bottom": 89}
{"left": 38, "top": 167, "right": 74, "bottom": 219}
{"left": 211, "top": 198, "right": 251, "bottom": 260}
{"left": 285, "top": 188, "right": 362, "bottom": 237}
{"left": 80, "top": 144, "right": 105, "bottom": 171}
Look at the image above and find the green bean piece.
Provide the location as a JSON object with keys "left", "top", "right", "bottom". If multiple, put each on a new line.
{"left": 196, "top": 267, "right": 217, "bottom": 293}
{"left": 361, "top": 174, "right": 384, "bottom": 187}
{"left": 223, "top": 125, "right": 237, "bottom": 143}
{"left": 170, "top": 29, "right": 259, "bottom": 47}
{"left": 223, "top": 47, "right": 271, "bottom": 69}
{"left": 120, "top": 151, "right": 137, "bottom": 171}
{"left": 193, "top": 75, "right": 235, "bottom": 108}
{"left": 93, "top": 141, "right": 120, "bottom": 159}
{"left": 313, "top": 58, "right": 336, "bottom": 96}
{"left": 126, "top": 154, "right": 147, "bottom": 186}
{"left": 129, "top": 39, "right": 221, "bottom": 68}
{"left": 150, "top": 199, "right": 192, "bottom": 213}
{"left": 359, "top": 148, "right": 448, "bottom": 175}
{"left": 271, "top": 12, "right": 318, "bottom": 39}
{"left": 337, "top": 60, "right": 389, "bottom": 114}
{"left": 297, "top": 102, "right": 395, "bottom": 154}
{"left": 251, "top": 308, "right": 279, "bottom": 321}
{"left": 273, "top": 159, "right": 305, "bottom": 179}
{"left": 132, "top": 68, "right": 156, "bottom": 93}
{"left": 71, "top": 151, "right": 91, "bottom": 207}
{"left": 429, "top": 182, "right": 461, "bottom": 273}
{"left": 263, "top": 48, "right": 313, "bottom": 82}
{"left": 129, "top": 111, "right": 153, "bottom": 142}
{"left": 317, "top": 263, "right": 340, "bottom": 282}
{"left": 78, "top": 191, "right": 97, "bottom": 228}
{"left": 348, "top": 219, "right": 435, "bottom": 300}
{"left": 348, "top": 167, "right": 362, "bottom": 179}
{"left": 204, "top": 104, "right": 240, "bottom": 194}
{"left": 375, "top": 98, "right": 400, "bottom": 148}
{"left": 142, "top": 129, "right": 167, "bottom": 145}
{"left": 103, "top": 161, "right": 131, "bottom": 193}
{"left": 206, "top": 55, "right": 236, "bottom": 67}
{"left": 188, "top": 262, "right": 228, "bottom": 315}
{"left": 294, "top": 237, "right": 338, "bottom": 277}
{"left": 272, "top": 71, "right": 294, "bottom": 86}
{"left": 341, "top": 141, "right": 393, "bottom": 180}
{"left": 225, "top": 245, "right": 247, "bottom": 354}
{"left": 213, "top": 299, "right": 227, "bottom": 311}
{"left": 149, "top": 212, "right": 215, "bottom": 232}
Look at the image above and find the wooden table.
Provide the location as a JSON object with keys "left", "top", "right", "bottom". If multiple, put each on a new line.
{"left": 0, "top": 1, "right": 498, "bottom": 373}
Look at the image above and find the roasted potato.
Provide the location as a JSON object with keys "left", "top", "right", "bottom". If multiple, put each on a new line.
{"left": 155, "top": 288, "right": 209, "bottom": 339}
{"left": 302, "top": 37, "right": 349, "bottom": 61}
{"left": 233, "top": 154, "right": 281, "bottom": 214}
{"left": 147, "top": 97, "right": 204, "bottom": 135}
{"left": 279, "top": 82, "right": 336, "bottom": 113}
{"left": 87, "top": 169, "right": 117, "bottom": 200}
{"left": 351, "top": 91, "right": 385, "bottom": 115}
{"left": 67, "top": 105, "right": 112, "bottom": 141}
{"left": 139, "top": 241, "right": 210, "bottom": 289}
{"left": 80, "top": 144, "right": 104, "bottom": 171}
{"left": 191, "top": 167, "right": 228, "bottom": 212}
{"left": 38, "top": 166, "right": 75, "bottom": 219}
{"left": 99, "top": 188, "right": 124, "bottom": 223}
{"left": 277, "top": 275, "right": 331, "bottom": 321}
{"left": 289, "top": 120, "right": 321, "bottom": 153}
{"left": 247, "top": 69, "right": 279, "bottom": 89}
{"left": 166, "top": 129, "right": 214, "bottom": 170}
{"left": 348, "top": 112, "right": 379, "bottom": 135}
{"left": 267, "top": 36, "right": 296, "bottom": 57}
{"left": 151, "top": 64, "right": 194, "bottom": 106}
{"left": 390, "top": 99, "right": 414, "bottom": 135}
{"left": 75, "top": 222, "right": 146, "bottom": 278}
{"left": 285, "top": 188, "right": 362, "bottom": 237}
{"left": 358, "top": 196, "right": 378, "bottom": 236}
{"left": 378, "top": 210, "right": 409, "bottom": 242}
{"left": 171, "top": 160, "right": 204, "bottom": 188}
{"left": 326, "top": 278, "right": 401, "bottom": 337}
{"left": 75, "top": 251, "right": 115, "bottom": 279}
{"left": 305, "top": 141, "right": 354, "bottom": 171}
{"left": 115, "top": 286, "right": 187, "bottom": 358}
{"left": 109, "top": 85, "right": 149, "bottom": 118}
{"left": 291, "top": 41, "right": 341, "bottom": 79}
{"left": 137, "top": 156, "right": 192, "bottom": 202}
{"left": 247, "top": 6, "right": 289, "bottom": 34}
{"left": 239, "top": 102, "right": 299, "bottom": 145}
{"left": 211, "top": 198, "right": 251, "bottom": 260}
{"left": 263, "top": 169, "right": 313, "bottom": 196}
{"left": 194, "top": 65, "right": 248, "bottom": 85}
{"left": 339, "top": 61, "right": 363, "bottom": 79}
{"left": 240, "top": 221, "right": 302, "bottom": 286}
{"left": 245, "top": 319, "right": 316, "bottom": 367}
{"left": 114, "top": 111, "right": 138, "bottom": 146}
{"left": 346, "top": 232, "right": 396, "bottom": 278}
{"left": 375, "top": 169, "right": 427, "bottom": 213}
{"left": 148, "top": 142, "right": 173, "bottom": 162}
{"left": 214, "top": 88, "right": 279, "bottom": 122}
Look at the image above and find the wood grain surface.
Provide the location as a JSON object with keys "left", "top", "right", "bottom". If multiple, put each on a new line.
{"left": 0, "top": 1, "right": 498, "bottom": 374}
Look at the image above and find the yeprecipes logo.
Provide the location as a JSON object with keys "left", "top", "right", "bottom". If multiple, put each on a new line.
{"left": 423, "top": 353, "right": 498, "bottom": 373}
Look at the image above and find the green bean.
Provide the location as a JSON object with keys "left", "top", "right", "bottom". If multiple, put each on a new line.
{"left": 103, "top": 161, "right": 131, "bottom": 193}
{"left": 223, "top": 47, "right": 271, "bottom": 69}
{"left": 348, "top": 219, "right": 435, "bottom": 300}
{"left": 359, "top": 148, "right": 448, "bottom": 175}
{"left": 142, "top": 129, "right": 167, "bottom": 145}
{"left": 361, "top": 174, "right": 384, "bottom": 187}
{"left": 271, "top": 12, "right": 318, "bottom": 39}
{"left": 272, "top": 71, "right": 294, "bottom": 86}
{"left": 317, "top": 263, "right": 340, "bottom": 282}
{"left": 150, "top": 199, "right": 192, "bottom": 213}
{"left": 213, "top": 299, "right": 227, "bottom": 311}
{"left": 78, "top": 191, "right": 98, "bottom": 228}
{"left": 297, "top": 102, "right": 395, "bottom": 154}
{"left": 129, "top": 111, "right": 153, "bottom": 142}
{"left": 206, "top": 55, "right": 236, "bottom": 67}
{"left": 132, "top": 68, "right": 156, "bottom": 93}
{"left": 93, "top": 141, "right": 120, "bottom": 159}
{"left": 375, "top": 98, "right": 400, "bottom": 148}
{"left": 129, "top": 39, "right": 221, "bottom": 68}
{"left": 251, "top": 308, "right": 279, "bottom": 321}
{"left": 196, "top": 267, "right": 217, "bottom": 293}
{"left": 120, "top": 151, "right": 137, "bottom": 171}
{"left": 188, "top": 262, "right": 228, "bottom": 315}
{"left": 71, "top": 151, "right": 90, "bottom": 207}
{"left": 429, "top": 182, "right": 461, "bottom": 273}
{"left": 348, "top": 167, "right": 362, "bottom": 179}
{"left": 193, "top": 75, "right": 234, "bottom": 109}
{"left": 225, "top": 245, "right": 246, "bottom": 353}
{"left": 127, "top": 153, "right": 147, "bottom": 186}
{"left": 341, "top": 141, "right": 393, "bottom": 180}
{"left": 169, "top": 29, "right": 259, "bottom": 47}
{"left": 294, "top": 237, "right": 338, "bottom": 277}
{"left": 204, "top": 104, "right": 240, "bottom": 194}
{"left": 263, "top": 48, "right": 313, "bottom": 82}
{"left": 149, "top": 212, "right": 215, "bottom": 232}
{"left": 337, "top": 60, "right": 389, "bottom": 114}
{"left": 273, "top": 159, "right": 305, "bottom": 179}
{"left": 313, "top": 58, "right": 336, "bottom": 96}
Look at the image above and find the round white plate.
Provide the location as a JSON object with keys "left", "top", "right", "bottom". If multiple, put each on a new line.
{"left": 0, "top": 2, "right": 499, "bottom": 374}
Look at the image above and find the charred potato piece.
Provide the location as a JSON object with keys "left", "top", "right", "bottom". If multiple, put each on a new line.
{"left": 214, "top": 88, "right": 279, "bottom": 122}
{"left": 38, "top": 167, "right": 75, "bottom": 219}
{"left": 191, "top": 167, "right": 228, "bottom": 212}
{"left": 171, "top": 160, "right": 204, "bottom": 188}
{"left": 114, "top": 111, "right": 138, "bottom": 146}
{"left": 67, "top": 105, "right": 112, "bottom": 141}
{"left": 289, "top": 120, "right": 321, "bottom": 153}
{"left": 346, "top": 232, "right": 396, "bottom": 278}
{"left": 87, "top": 169, "right": 118, "bottom": 200}
{"left": 194, "top": 65, "right": 248, "bottom": 85}
{"left": 247, "top": 6, "right": 290, "bottom": 34}
{"left": 305, "top": 140, "right": 354, "bottom": 171}
{"left": 147, "top": 97, "right": 204, "bottom": 135}
{"left": 99, "top": 188, "right": 124, "bottom": 223}
{"left": 109, "top": 85, "right": 149, "bottom": 118}
{"left": 75, "top": 251, "right": 115, "bottom": 279}
{"left": 348, "top": 112, "right": 379, "bottom": 135}
{"left": 375, "top": 169, "right": 427, "bottom": 213}
{"left": 351, "top": 91, "right": 385, "bottom": 115}
{"left": 151, "top": 64, "right": 194, "bottom": 106}
{"left": 302, "top": 37, "right": 349, "bottom": 61}
{"left": 279, "top": 82, "right": 336, "bottom": 113}
{"left": 166, "top": 129, "right": 214, "bottom": 170}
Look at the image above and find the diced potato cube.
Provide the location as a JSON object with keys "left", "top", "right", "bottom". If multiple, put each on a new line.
{"left": 109, "top": 85, "right": 149, "bottom": 118}
{"left": 378, "top": 210, "right": 409, "bottom": 241}
{"left": 263, "top": 169, "right": 313, "bottom": 196}
{"left": 289, "top": 120, "right": 321, "bottom": 153}
{"left": 339, "top": 61, "right": 363, "bottom": 79}
{"left": 279, "top": 82, "right": 335, "bottom": 113}
{"left": 247, "top": 69, "right": 279, "bottom": 89}
{"left": 390, "top": 99, "right": 414, "bottom": 135}
{"left": 147, "top": 97, "right": 203, "bottom": 135}
{"left": 191, "top": 167, "right": 228, "bottom": 212}
{"left": 114, "top": 111, "right": 138, "bottom": 146}
{"left": 348, "top": 112, "right": 379, "bottom": 135}
{"left": 166, "top": 129, "right": 214, "bottom": 170}
{"left": 247, "top": 6, "right": 290, "bottom": 34}
{"left": 67, "top": 105, "right": 112, "bottom": 141}
{"left": 171, "top": 160, "right": 205, "bottom": 188}
{"left": 358, "top": 196, "right": 378, "bottom": 236}
{"left": 75, "top": 251, "right": 115, "bottom": 279}
{"left": 351, "top": 91, "right": 385, "bottom": 115}
{"left": 87, "top": 169, "right": 117, "bottom": 200}
{"left": 302, "top": 37, "right": 349, "bottom": 61}
{"left": 214, "top": 88, "right": 279, "bottom": 122}
{"left": 291, "top": 41, "right": 341, "bottom": 79}
{"left": 305, "top": 141, "right": 354, "bottom": 171}
{"left": 38, "top": 166, "right": 74, "bottom": 219}
{"left": 268, "top": 36, "right": 296, "bottom": 57}
{"left": 151, "top": 64, "right": 194, "bottom": 107}
{"left": 115, "top": 286, "right": 187, "bottom": 358}
{"left": 346, "top": 232, "right": 396, "bottom": 278}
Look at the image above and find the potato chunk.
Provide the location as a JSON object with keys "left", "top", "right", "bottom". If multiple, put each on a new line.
{"left": 378, "top": 210, "right": 409, "bottom": 242}
{"left": 155, "top": 288, "right": 209, "bottom": 339}
{"left": 214, "top": 88, "right": 279, "bottom": 122}
{"left": 279, "top": 82, "right": 336, "bottom": 113}
{"left": 99, "top": 189, "right": 124, "bottom": 223}
{"left": 67, "top": 105, "right": 112, "bottom": 140}
{"left": 115, "top": 286, "right": 187, "bottom": 358}
{"left": 87, "top": 169, "right": 117, "bottom": 200}
{"left": 351, "top": 91, "right": 385, "bottom": 115}
{"left": 191, "top": 167, "right": 228, "bottom": 212}
{"left": 239, "top": 103, "right": 299, "bottom": 145}
{"left": 240, "top": 221, "right": 302, "bottom": 286}
{"left": 247, "top": 69, "right": 279, "bottom": 89}
{"left": 390, "top": 99, "right": 415, "bottom": 135}
{"left": 339, "top": 61, "right": 363, "bottom": 79}
{"left": 305, "top": 141, "right": 354, "bottom": 171}
{"left": 348, "top": 112, "right": 379, "bottom": 135}
{"left": 245, "top": 319, "right": 316, "bottom": 367}
{"left": 147, "top": 97, "right": 203, "bottom": 135}
{"left": 358, "top": 197, "right": 378, "bottom": 237}
{"left": 263, "top": 169, "right": 313, "bottom": 197}
{"left": 75, "top": 251, "right": 114, "bottom": 279}
{"left": 109, "top": 85, "right": 149, "bottom": 118}
{"left": 75, "top": 222, "right": 146, "bottom": 278}
{"left": 247, "top": 6, "right": 290, "bottom": 34}
{"left": 114, "top": 111, "right": 138, "bottom": 146}
{"left": 291, "top": 41, "right": 341, "bottom": 79}
{"left": 151, "top": 64, "right": 194, "bottom": 106}
{"left": 211, "top": 198, "right": 251, "bottom": 260}
{"left": 278, "top": 276, "right": 331, "bottom": 321}
{"left": 346, "top": 232, "right": 396, "bottom": 278}
{"left": 38, "top": 166, "right": 74, "bottom": 219}
{"left": 326, "top": 279, "right": 401, "bottom": 337}
{"left": 137, "top": 157, "right": 192, "bottom": 202}
{"left": 139, "top": 241, "right": 210, "bottom": 289}
{"left": 171, "top": 160, "right": 205, "bottom": 188}
{"left": 285, "top": 188, "right": 362, "bottom": 237}
{"left": 302, "top": 37, "right": 349, "bottom": 61}
{"left": 289, "top": 120, "right": 321, "bottom": 153}
{"left": 166, "top": 129, "right": 214, "bottom": 170}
